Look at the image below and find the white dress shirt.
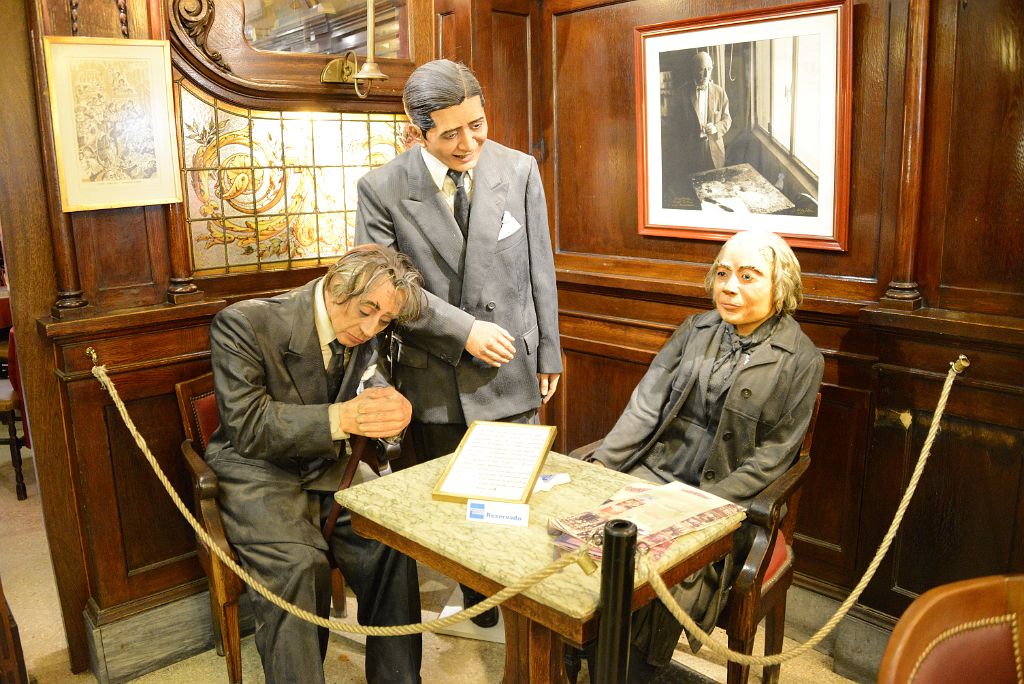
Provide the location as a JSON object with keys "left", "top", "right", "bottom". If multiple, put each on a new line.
{"left": 314, "top": 277, "right": 350, "bottom": 441}
{"left": 420, "top": 146, "right": 474, "bottom": 235}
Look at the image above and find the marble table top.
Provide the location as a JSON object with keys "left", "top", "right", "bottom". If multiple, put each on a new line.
{"left": 337, "top": 452, "right": 744, "bottom": 622}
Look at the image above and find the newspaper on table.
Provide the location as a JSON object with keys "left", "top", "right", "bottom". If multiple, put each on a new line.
{"left": 548, "top": 480, "right": 743, "bottom": 561}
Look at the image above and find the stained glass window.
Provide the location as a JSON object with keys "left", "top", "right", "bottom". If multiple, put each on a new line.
{"left": 177, "top": 78, "right": 407, "bottom": 274}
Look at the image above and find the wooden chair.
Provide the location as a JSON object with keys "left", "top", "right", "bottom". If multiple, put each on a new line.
{"left": 175, "top": 372, "right": 390, "bottom": 683}
{"left": 877, "top": 574, "right": 1024, "bottom": 684}
{"left": 569, "top": 393, "right": 821, "bottom": 684}
{"left": 717, "top": 392, "right": 820, "bottom": 684}
{"left": 0, "top": 329, "right": 27, "bottom": 500}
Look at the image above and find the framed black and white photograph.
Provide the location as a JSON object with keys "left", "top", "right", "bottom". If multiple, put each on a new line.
{"left": 634, "top": 0, "right": 852, "bottom": 250}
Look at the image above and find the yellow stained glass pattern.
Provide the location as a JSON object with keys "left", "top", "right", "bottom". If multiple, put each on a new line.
{"left": 177, "top": 79, "right": 407, "bottom": 274}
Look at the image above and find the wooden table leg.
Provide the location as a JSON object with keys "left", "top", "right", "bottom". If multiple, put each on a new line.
{"left": 501, "top": 607, "right": 567, "bottom": 684}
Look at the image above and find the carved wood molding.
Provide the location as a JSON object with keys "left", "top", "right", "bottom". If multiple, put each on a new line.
{"left": 70, "top": 0, "right": 80, "bottom": 36}
{"left": 172, "top": 0, "right": 231, "bottom": 73}
{"left": 116, "top": 0, "right": 129, "bottom": 38}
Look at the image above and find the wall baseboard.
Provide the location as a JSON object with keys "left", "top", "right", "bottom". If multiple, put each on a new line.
{"left": 84, "top": 590, "right": 254, "bottom": 684}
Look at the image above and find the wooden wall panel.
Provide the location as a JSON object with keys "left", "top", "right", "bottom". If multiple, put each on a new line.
{"left": 795, "top": 384, "right": 871, "bottom": 589}
{"left": 488, "top": 10, "right": 532, "bottom": 153}
{"left": 56, "top": 329, "right": 218, "bottom": 617}
{"left": 74, "top": 206, "right": 170, "bottom": 310}
{"left": 920, "top": 0, "right": 1024, "bottom": 317}
{"left": 435, "top": 0, "right": 471, "bottom": 61}
{"left": 541, "top": 0, "right": 899, "bottom": 302}
{"left": 858, "top": 365, "right": 1024, "bottom": 616}
{"left": 107, "top": 395, "right": 194, "bottom": 575}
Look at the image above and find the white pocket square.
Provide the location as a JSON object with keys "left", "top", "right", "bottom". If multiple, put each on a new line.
{"left": 497, "top": 211, "right": 522, "bottom": 240}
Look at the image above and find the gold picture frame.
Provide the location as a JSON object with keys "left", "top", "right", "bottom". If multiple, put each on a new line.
{"left": 43, "top": 37, "right": 182, "bottom": 212}
{"left": 432, "top": 421, "right": 557, "bottom": 504}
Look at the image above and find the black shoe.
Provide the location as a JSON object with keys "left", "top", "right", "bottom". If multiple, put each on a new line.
{"left": 462, "top": 585, "right": 500, "bottom": 628}
{"left": 470, "top": 607, "right": 499, "bottom": 628}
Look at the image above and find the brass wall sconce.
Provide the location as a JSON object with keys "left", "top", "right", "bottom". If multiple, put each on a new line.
{"left": 320, "top": 0, "right": 388, "bottom": 97}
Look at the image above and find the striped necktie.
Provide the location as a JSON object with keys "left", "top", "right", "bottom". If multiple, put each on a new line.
{"left": 446, "top": 168, "right": 470, "bottom": 240}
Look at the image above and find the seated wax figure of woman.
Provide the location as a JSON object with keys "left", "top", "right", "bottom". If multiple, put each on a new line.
{"left": 586, "top": 230, "right": 823, "bottom": 679}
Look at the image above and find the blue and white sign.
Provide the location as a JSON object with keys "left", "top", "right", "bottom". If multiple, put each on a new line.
{"left": 465, "top": 500, "right": 530, "bottom": 527}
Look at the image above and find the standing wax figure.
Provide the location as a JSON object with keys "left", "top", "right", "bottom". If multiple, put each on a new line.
{"left": 355, "top": 59, "right": 563, "bottom": 627}
{"left": 205, "top": 244, "right": 425, "bottom": 684}
{"left": 586, "top": 231, "right": 823, "bottom": 681}
{"left": 664, "top": 50, "right": 732, "bottom": 197}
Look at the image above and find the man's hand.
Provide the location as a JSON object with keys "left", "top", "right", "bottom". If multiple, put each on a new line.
{"left": 465, "top": 321, "right": 516, "bottom": 367}
{"left": 703, "top": 122, "right": 718, "bottom": 137}
{"left": 337, "top": 386, "right": 412, "bottom": 439}
{"left": 538, "top": 373, "right": 561, "bottom": 404}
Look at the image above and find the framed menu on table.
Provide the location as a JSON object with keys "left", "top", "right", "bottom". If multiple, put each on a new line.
{"left": 432, "top": 421, "right": 556, "bottom": 504}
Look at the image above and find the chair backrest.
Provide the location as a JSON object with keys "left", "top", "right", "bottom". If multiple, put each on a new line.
{"left": 877, "top": 574, "right": 1024, "bottom": 683}
{"left": 174, "top": 372, "right": 219, "bottom": 455}
{"left": 780, "top": 391, "right": 821, "bottom": 542}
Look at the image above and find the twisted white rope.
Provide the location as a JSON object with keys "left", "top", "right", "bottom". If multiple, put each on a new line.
{"left": 91, "top": 362, "right": 589, "bottom": 636}
{"left": 639, "top": 356, "right": 969, "bottom": 667}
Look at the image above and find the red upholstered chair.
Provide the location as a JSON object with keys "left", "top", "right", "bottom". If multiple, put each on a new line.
{"left": 877, "top": 574, "right": 1024, "bottom": 684}
{"left": 716, "top": 392, "right": 820, "bottom": 684}
{"left": 175, "top": 372, "right": 245, "bottom": 684}
{"left": 569, "top": 393, "right": 821, "bottom": 684}
{"left": 175, "top": 372, "right": 383, "bottom": 683}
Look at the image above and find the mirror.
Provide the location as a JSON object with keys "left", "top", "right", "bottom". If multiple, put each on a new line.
{"left": 243, "top": 0, "right": 409, "bottom": 59}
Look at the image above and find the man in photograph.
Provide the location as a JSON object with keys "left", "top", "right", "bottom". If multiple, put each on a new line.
{"left": 663, "top": 50, "right": 732, "bottom": 202}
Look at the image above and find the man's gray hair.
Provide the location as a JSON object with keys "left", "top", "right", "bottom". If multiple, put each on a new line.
{"left": 403, "top": 59, "right": 485, "bottom": 136}
{"left": 703, "top": 230, "right": 804, "bottom": 317}
{"left": 324, "top": 244, "right": 424, "bottom": 324}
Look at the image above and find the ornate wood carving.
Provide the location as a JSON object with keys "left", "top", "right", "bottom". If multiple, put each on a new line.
{"left": 116, "top": 0, "right": 128, "bottom": 37}
{"left": 881, "top": 0, "right": 929, "bottom": 310}
{"left": 172, "top": 0, "right": 231, "bottom": 73}
{"left": 70, "top": 0, "right": 80, "bottom": 36}
{"left": 165, "top": 202, "right": 202, "bottom": 303}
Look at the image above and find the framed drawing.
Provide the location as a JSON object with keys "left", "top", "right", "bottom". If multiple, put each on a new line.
{"left": 634, "top": 0, "right": 852, "bottom": 250}
{"left": 43, "top": 37, "right": 182, "bottom": 212}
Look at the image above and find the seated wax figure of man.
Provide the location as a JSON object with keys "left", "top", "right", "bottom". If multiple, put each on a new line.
{"left": 205, "top": 244, "right": 425, "bottom": 684}
{"left": 586, "top": 230, "right": 823, "bottom": 680}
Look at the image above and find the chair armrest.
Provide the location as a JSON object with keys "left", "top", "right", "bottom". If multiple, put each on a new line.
{"left": 745, "top": 455, "right": 810, "bottom": 530}
{"left": 730, "top": 456, "right": 810, "bottom": 604}
{"left": 568, "top": 438, "right": 604, "bottom": 461}
{"left": 181, "top": 439, "right": 219, "bottom": 501}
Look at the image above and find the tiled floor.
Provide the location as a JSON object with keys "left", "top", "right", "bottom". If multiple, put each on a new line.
{"left": 1, "top": 448, "right": 854, "bottom": 683}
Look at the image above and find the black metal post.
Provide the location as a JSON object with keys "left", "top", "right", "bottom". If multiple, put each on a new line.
{"left": 594, "top": 519, "right": 637, "bottom": 684}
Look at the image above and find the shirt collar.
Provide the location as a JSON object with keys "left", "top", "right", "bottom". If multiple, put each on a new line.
{"left": 314, "top": 277, "right": 337, "bottom": 350}
{"left": 420, "top": 146, "right": 474, "bottom": 191}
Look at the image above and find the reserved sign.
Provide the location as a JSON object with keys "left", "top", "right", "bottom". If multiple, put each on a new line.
{"left": 466, "top": 500, "right": 530, "bottom": 527}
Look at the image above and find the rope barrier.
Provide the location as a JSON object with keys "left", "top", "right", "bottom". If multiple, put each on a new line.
{"left": 89, "top": 357, "right": 591, "bottom": 637}
{"left": 90, "top": 348, "right": 970, "bottom": 668}
{"left": 639, "top": 354, "right": 971, "bottom": 667}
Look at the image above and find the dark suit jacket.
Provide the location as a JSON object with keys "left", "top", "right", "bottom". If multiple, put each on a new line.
{"left": 205, "top": 278, "right": 388, "bottom": 549}
{"left": 355, "top": 141, "right": 562, "bottom": 425}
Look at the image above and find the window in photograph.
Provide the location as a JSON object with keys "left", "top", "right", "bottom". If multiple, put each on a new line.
{"left": 756, "top": 35, "right": 822, "bottom": 179}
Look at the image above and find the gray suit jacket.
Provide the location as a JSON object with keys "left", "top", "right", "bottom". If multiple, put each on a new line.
{"left": 205, "top": 278, "right": 387, "bottom": 549}
{"left": 355, "top": 141, "right": 562, "bottom": 424}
